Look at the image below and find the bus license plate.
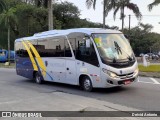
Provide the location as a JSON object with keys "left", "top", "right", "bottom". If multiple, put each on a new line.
{"left": 124, "top": 80, "right": 131, "bottom": 85}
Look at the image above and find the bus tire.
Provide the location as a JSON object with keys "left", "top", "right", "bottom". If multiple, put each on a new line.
{"left": 81, "top": 76, "right": 93, "bottom": 92}
{"left": 34, "top": 72, "right": 43, "bottom": 84}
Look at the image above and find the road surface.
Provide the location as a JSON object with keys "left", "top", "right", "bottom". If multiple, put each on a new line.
{"left": 0, "top": 68, "right": 160, "bottom": 112}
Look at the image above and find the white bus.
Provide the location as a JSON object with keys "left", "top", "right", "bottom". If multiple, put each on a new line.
{"left": 15, "top": 28, "right": 139, "bottom": 91}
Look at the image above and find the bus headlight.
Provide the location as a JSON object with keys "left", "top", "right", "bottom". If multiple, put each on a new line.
{"left": 134, "top": 68, "right": 139, "bottom": 74}
{"left": 102, "top": 68, "right": 117, "bottom": 78}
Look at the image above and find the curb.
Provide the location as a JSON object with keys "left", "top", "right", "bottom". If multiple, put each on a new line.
{"left": 139, "top": 72, "right": 160, "bottom": 78}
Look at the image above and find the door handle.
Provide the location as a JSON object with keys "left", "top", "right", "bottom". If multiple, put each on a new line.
{"left": 66, "top": 68, "right": 69, "bottom": 70}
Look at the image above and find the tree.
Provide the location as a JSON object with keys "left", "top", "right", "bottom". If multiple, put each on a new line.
{"left": 53, "top": 1, "right": 80, "bottom": 29}
{"left": 148, "top": 0, "right": 160, "bottom": 11}
{"left": 0, "top": 7, "right": 17, "bottom": 62}
{"left": 33, "top": 0, "right": 53, "bottom": 30}
{"left": 23, "top": 0, "right": 53, "bottom": 30}
{"left": 48, "top": 0, "right": 53, "bottom": 30}
{"left": 123, "top": 23, "right": 160, "bottom": 55}
{"left": 113, "top": 0, "right": 142, "bottom": 31}
{"left": 0, "top": 0, "right": 7, "bottom": 13}
{"left": 86, "top": 0, "right": 116, "bottom": 28}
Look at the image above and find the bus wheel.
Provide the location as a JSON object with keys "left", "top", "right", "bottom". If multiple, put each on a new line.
{"left": 35, "top": 72, "right": 43, "bottom": 84}
{"left": 81, "top": 76, "right": 93, "bottom": 92}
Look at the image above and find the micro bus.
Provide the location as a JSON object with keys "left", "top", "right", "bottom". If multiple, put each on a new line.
{"left": 15, "top": 28, "right": 139, "bottom": 91}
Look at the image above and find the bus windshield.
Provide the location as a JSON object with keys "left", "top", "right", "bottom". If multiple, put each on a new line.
{"left": 92, "top": 33, "right": 134, "bottom": 62}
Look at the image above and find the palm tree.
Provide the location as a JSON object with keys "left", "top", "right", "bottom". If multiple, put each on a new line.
{"left": 0, "top": 7, "right": 17, "bottom": 63}
{"left": 48, "top": 0, "right": 53, "bottom": 30}
{"left": 34, "top": 0, "right": 53, "bottom": 30}
{"left": 0, "top": 0, "right": 7, "bottom": 13}
{"left": 113, "top": 0, "right": 142, "bottom": 31}
{"left": 86, "top": 0, "right": 116, "bottom": 28}
{"left": 148, "top": 0, "right": 160, "bottom": 11}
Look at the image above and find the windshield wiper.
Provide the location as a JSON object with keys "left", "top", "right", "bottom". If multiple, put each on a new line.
{"left": 114, "top": 41, "right": 133, "bottom": 61}
{"left": 114, "top": 41, "right": 122, "bottom": 55}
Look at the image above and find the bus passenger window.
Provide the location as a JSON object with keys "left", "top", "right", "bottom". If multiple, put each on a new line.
{"left": 76, "top": 39, "right": 99, "bottom": 67}
{"left": 37, "top": 38, "right": 65, "bottom": 57}
{"left": 15, "top": 42, "right": 29, "bottom": 57}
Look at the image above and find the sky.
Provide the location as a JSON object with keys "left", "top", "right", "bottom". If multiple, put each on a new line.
{"left": 60, "top": 0, "right": 160, "bottom": 33}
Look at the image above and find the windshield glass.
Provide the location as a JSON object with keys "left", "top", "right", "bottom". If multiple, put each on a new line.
{"left": 92, "top": 33, "right": 133, "bottom": 61}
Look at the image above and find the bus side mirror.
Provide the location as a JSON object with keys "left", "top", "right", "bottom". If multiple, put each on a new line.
{"left": 124, "top": 34, "right": 130, "bottom": 42}
{"left": 124, "top": 34, "right": 129, "bottom": 39}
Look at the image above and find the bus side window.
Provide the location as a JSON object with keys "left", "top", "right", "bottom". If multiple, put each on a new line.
{"left": 37, "top": 38, "right": 65, "bottom": 57}
{"left": 15, "top": 42, "right": 29, "bottom": 57}
{"left": 76, "top": 39, "right": 99, "bottom": 67}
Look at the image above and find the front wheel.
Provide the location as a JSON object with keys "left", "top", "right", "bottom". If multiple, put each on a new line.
{"left": 34, "top": 72, "right": 43, "bottom": 84}
{"left": 81, "top": 76, "right": 93, "bottom": 92}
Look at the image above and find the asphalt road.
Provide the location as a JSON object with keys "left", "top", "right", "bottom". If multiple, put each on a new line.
{"left": 0, "top": 68, "right": 160, "bottom": 111}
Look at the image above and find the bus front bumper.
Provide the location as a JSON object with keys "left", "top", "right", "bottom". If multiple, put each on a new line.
{"left": 105, "top": 71, "right": 139, "bottom": 87}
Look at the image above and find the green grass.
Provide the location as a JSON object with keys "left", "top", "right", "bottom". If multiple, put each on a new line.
{"left": 138, "top": 65, "right": 160, "bottom": 72}
{"left": 0, "top": 63, "right": 15, "bottom": 68}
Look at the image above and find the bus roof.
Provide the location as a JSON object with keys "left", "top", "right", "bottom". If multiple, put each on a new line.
{"left": 15, "top": 28, "right": 122, "bottom": 42}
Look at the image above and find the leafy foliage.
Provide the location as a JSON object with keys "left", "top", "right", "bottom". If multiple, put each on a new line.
{"left": 113, "top": 0, "right": 142, "bottom": 20}
{"left": 148, "top": 0, "right": 160, "bottom": 11}
{"left": 85, "top": 0, "right": 117, "bottom": 28}
{"left": 0, "top": 0, "right": 159, "bottom": 55}
{"left": 0, "top": 0, "right": 7, "bottom": 13}
{"left": 124, "top": 23, "right": 160, "bottom": 56}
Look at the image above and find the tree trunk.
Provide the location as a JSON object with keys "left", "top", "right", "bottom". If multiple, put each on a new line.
{"left": 8, "top": 20, "right": 10, "bottom": 64}
{"left": 48, "top": 0, "right": 53, "bottom": 30}
{"left": 102, "top": 0, "right": 106, "bottom": 28}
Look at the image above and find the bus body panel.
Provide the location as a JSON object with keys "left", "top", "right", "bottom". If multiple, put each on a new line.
{"left": 75, "top": 60, "right": 101, "bottom": 87}
{"left": 37, "top": 58, "right": 77, "bottom": 85}
{"left": 16, "top": 57, "right": 34, "bottom": 79}
{"left": 42, "top": 58, "right": 66, "bottom": 82}
{"left": 65, "top": 59, "right": 77, "bottom": 85}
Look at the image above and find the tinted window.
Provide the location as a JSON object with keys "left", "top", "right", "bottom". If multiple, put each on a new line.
{"left": 68, "top": 33, "right": 99, "bottom": 67}
{"left": 16, "top": 38, "right": 72, "bottom": 58}
{"left": 35, "top": 38, "right": 65, "bottom": 57}
{"left": 76, "top": 39, "right": 99, "bottom": 67}
{"left": 15, "top": 42, "right": 29, "bottom": 57}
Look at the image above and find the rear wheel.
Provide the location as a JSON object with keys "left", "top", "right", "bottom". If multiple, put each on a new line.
{"left": 34, "top": 72, "right": 43, "bottom": 84}
{"left": 81, "top": 76, "right": 93, "bottom": 92}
